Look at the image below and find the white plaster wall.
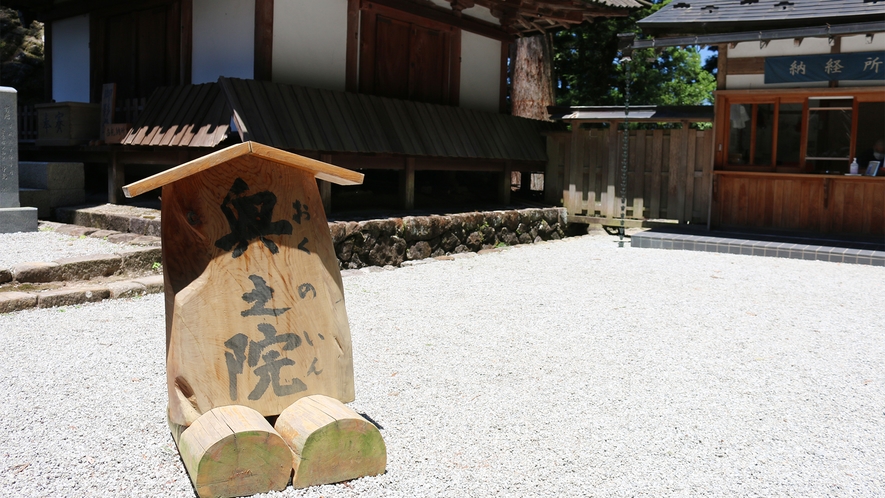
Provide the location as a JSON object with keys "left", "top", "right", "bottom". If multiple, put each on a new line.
{"left": 726, "top": 74, "right": 827, "bottom": 90}
{"left": 272, "top": 0, "right": 347, "bottom": 91}
{"left": 459, "top": 31, "right": 500, "bottom": 112}
{"left": 52, "top": 15, "right": 90, "bottom": 102}
{"left": 729, "top": 38, "right": 831, "bottom": 58}
{"left": 841, "top": 33, "right": 885, "bottom": 53}
{"left": 192, "top": 0, "right": 255, "bottom": 84}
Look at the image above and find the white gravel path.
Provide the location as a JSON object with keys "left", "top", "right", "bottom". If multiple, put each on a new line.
{"left": 0, "top": 230, "right": 122, "bottom": 268}
{"left": 1, "top": 234, "right": 883, "bottom": 497}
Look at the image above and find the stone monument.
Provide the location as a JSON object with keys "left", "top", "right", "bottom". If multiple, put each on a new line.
{"left": 0, "top": 87, "right": 38, "bottom": 233}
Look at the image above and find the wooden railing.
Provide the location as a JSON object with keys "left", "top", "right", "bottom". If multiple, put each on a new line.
{"left": 115, "top": 97, "right": 146, "bottom": 124}
{"left": 17, "top": 97, "right": 146, "bottom": 142}
{"left": 17, "top": 105, "right": 37, "bottom": 141}
{"left": 545, "top": 127, "right": 714, "bottom": 225}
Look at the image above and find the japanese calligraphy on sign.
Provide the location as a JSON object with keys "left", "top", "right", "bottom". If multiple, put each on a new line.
{"left": 765, "top": 51, "right": 885, "bottom": 84}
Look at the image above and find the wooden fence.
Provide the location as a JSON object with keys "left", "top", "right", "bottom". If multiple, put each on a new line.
{"left": 17, "top": 98, "right": 146, "bottom": 141}
{"left": 545, "top": 127, "right": 714, "bottom": 225}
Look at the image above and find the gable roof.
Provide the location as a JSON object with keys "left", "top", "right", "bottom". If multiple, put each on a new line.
{"left": 123, "top": 78, "right": 558, "bottom": 163}
{"left": 122, "top": 142, "right": 364, "bottom": 198}
{"left": 638, "top": 0, "right": 885, "bottom": 36}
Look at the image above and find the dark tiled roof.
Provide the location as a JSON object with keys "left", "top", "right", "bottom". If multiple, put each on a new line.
{"left": 638, "top": 0, "right": 885, "bottom": 35}
{"left": 123, "top": 78, "right": 555, "bottom": 163}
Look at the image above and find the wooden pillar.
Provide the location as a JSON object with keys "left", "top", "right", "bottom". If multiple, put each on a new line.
{"left": 716, "top": 44, "right": 727, "bottom": 91}
{"left": 400, "top": 157, "right": 415, "bottom": 210}
{"left": 254, "top": 0, "right": 274, "bottom": 81}
{"left": 180, "top": 0, "right": 193, "bottom": 85}
{"left": 43, "top": 20, "right": 53, "bottom": 102}
{"left": 319, "top": 154, "right": 333, "bottom": 214}
{"left": 499, "top": 161, "right": 512, "bottom": 205}
{"left": 108, "top": 151, "right": 125, "bottom": 204}
{"left": 520, "top": 171, "right": 532, "bottom": 195}
{"left": 346, "top": 0, "right": 359, "bottom": 92}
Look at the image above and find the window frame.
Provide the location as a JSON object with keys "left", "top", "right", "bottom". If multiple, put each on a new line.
{"left": 715, "top": 88, "right": 884, "bottom": 174}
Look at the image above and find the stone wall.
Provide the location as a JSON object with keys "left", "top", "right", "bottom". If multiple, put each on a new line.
{"left": 58, "top": 204, "right": 569, "bottom": 269}
{"left": 328, "top": 207, "right": 567, "bottom": 269}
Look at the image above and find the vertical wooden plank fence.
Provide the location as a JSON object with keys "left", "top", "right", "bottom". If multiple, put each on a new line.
{"left": 546, "top": 127, "right": 714, "bottom": 225}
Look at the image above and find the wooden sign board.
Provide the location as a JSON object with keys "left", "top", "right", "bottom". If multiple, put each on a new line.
{"left": 104, "top": 123, "right": 131, "bottom": 144}
{"left": 124, "top": 143, "right": 365, "bottom": 427}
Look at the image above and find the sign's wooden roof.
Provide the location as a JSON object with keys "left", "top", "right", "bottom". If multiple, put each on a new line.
{"left": 123, "top": 78, "right": 558, "bottom": 162}
{"left": 638, "top": 0, "right": 885, "bottom": 36}
{"left": 122, "top": 142, "right": 365, "bottom": 198}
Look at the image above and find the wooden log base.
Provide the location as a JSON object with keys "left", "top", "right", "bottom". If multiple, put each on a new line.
{"left": 174, "top": 405, "right": 294, "bottom": 498}
{"left": 274, "top": 395, "right": 387, "bottom": 489}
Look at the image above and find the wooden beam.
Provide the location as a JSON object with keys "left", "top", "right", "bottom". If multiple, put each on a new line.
{"left": 725, "top": 56, "right": 764, "bottom": 75}
{"left": 346, "top": 0, "right": 359, "bottom": 93}
{"left": 367, "top": 0, "right": 513, "bottom": 41}
{"left": 717, "top": 44, "right": 727, "bottom": 90}
{"left": 254, "top": 0, "right": 274, "bottom": 81}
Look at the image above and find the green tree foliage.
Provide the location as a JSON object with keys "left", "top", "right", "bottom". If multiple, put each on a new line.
{"left": 553, "top": 0, "right": 715, "bottom": 107}
{"left": 0, "top": 7, "right": 44, "bottom": 104}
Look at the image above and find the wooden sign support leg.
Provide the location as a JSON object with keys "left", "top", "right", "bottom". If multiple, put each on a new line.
{"left": 275, "top": 395, "right": 386, "bottom": 488}
{"left": 172, "top": 405, "right": 294, "bottom": 498}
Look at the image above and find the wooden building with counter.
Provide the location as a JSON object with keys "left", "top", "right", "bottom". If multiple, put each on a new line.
{"left": 633, "top": 0, "right": 885, "bottom": 237}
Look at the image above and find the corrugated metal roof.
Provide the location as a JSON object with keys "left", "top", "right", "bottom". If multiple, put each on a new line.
{"left": 548, "top": 105, "right": 714, "bottom": 122}
{"left": 123, "top": 78, "right": 556, "bottom": 162}
{"left": 638, "top": 0, "right": 885, "bottom": 35}
{"left": 122, "top": 83, "right": 231, "bottom": 147}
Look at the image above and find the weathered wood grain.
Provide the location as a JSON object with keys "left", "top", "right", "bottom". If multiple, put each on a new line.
{"left": 275, "top": 395, "right": 386, "bottom": 489}
{"left": 176, "top": 405, "right": 293, "bottom": 498}
{"left": 156, "top": 152, "right": 356, "bottom": 427}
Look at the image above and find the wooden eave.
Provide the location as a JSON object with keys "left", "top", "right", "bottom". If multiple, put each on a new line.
{"left": 473, "top": 0, "right": 643, "bottom": 35}
{"left": 122, "top": 142, "right": 364, "bottom": 198}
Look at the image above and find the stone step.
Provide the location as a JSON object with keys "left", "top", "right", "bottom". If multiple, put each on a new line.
{"left": 0, "top": 221, "right": 164, "bottom": 311}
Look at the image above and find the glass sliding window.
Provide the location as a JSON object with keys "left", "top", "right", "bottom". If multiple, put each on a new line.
{"left": 754, "top": 104, "right": 774, "bottom": 166}
{"left": 776, "top": 103, "right": 803, "bottom": 167}
{"left": 855, "top": 101, "right": 885, "bottom": 172}
{"left": 727, "top": 103, "right": 774, "bottom": 167}
{"left": 728, "top": 104, "right": 752, "bottom": 165}
{"left": 806, "top": 97, "right": 853, "bottom": 173}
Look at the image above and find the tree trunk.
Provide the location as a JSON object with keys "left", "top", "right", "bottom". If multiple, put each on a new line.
{"left": 511, "top": 34, "right": 554, "bottom": 121}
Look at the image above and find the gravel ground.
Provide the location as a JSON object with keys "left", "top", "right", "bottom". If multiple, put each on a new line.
{"left": 0, "top": 229, "right": 122, "bottom": 268}
{"left": 1, "top": 234, "right": 883, "bottom": 497}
